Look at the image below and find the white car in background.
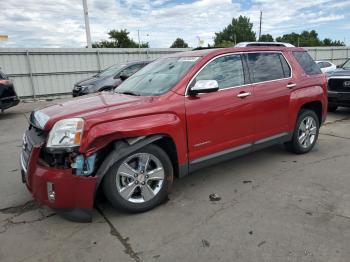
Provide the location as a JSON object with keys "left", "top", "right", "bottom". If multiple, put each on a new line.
{"left": 316, "top": 60, "right": 337, "bottom": 73}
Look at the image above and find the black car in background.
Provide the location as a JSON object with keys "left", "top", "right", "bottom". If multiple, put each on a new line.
{"left": 73, "top": 61, "right": 149, "bottom": 97}
{"left": 327, "top": 59, "right": 350, "bottom": 112}
{"left": 0, "top": 70, "right": 19, "bottom": 113}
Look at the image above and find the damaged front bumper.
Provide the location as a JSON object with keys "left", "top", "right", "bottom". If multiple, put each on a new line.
{"left": 20, "top": 130, "right": 98, "bottom": 222}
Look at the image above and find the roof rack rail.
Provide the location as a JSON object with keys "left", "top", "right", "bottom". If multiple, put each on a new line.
{"left": 235, "top": 42, "right": 295, "bottom": 47}
{"left": 192, "top": 47, "right": 222, "bottom": 51}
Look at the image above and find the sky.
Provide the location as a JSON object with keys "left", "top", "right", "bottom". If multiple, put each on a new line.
{"left": 0, "top": 0, "right": 350, "bottom": 48}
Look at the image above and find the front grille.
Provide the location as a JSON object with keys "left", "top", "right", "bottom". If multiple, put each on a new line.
{"left": 328, "top": 78, "right": 350, "bottom": 92}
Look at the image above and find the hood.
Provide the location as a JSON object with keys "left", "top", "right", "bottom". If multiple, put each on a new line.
{"left": 327, "top": 67, "right": 350, "bottom": 77}
{"left": 35, "top": 92, "right": 149, "bottom": 130}
{"left": 75, "top": 75, "right": 105, "bottom": 86}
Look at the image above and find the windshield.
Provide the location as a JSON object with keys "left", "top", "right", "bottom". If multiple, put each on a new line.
{"left": 116, "top": 57, "right": 200, "bottom": 96}
{"left": 342, "top": 59, "right": 350, "bottom": 69}
{"left": 97, "top": 64, "right": 125, "bottom": 78}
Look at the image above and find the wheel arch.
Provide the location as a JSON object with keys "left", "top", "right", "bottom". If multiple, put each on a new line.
{"left": 300, "top": 101, "right": 323, "bottom": 125}
{"left": 94, "top": 134, "right": 183, "bottom": 191}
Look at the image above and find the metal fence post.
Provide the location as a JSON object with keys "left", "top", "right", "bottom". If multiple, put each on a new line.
{"left": 25, "top": 50, "right": 36, "bottom": 100}
{"left": 96, "top": 50, "right": 101, "bottom": 72}
{"left": 314, "top": 48, "right": 318, "bottom": 60}
{"left": 331, "top": 48, "right": 334, "bottom": 63}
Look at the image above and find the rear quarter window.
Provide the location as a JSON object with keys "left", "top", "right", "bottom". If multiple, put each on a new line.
{"left": 293, "top": 51, "right": 321, "bottom": 75}
{"left": 247, "top": 53, "right": 290, "bottom": 83}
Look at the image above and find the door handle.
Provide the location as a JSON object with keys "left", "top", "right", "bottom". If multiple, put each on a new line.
{"left": 237, "top": 92, "right": 251, "bottom": 98}
{"left": 287, "top": 83, "right": 296, "bottom": 89}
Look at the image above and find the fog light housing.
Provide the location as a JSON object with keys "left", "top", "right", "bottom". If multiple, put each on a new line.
{"left": 47, "top": 182, "right": 56, "bottom": 202}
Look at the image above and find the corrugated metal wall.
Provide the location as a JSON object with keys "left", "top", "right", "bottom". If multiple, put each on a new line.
{"left": 0, "top": 48, "right": 191, "bottom": 98}
{"left": 0, "top": 47, "right": 349, "bottom": 98}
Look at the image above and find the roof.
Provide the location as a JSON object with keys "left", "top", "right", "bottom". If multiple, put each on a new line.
{"left": 165, "top": 46, "right": 305, "bottom": 59}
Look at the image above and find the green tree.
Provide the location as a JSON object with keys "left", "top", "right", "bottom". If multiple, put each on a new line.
{"left": 276, "top": 32, "right": 301, "bottom": 46}
{"left": 276, "top": 30, "right": 345, "bottom": 47}
{"left": 259, "top": 34, "right": 274, "bottom": 42}
{"left": 214, "top": 16, "right": 256, "bottom": 47}
{"left": 93, "top": 29, "right": 149, "bottom": 48}
{"left": 170, "top": 38, "right": 189, "bottom": 48}
{"left": 322, "top": 38, "right": 345, "bottom": 46}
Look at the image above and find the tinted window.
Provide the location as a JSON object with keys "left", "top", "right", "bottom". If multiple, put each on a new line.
{"left": 293, "top": 51, "right": 321, "bottom": 75}
{"left": 192, "top": 54, "right": 245, "bottom": 89}
{"left": 317, "top": 62, "right": 325, "bottom": 68}
{"left": 317, "top": 62, "right": 329, "bottom": 68}
{"left": 97, "top": 64, "right": 125, "bottom": 78}
{"left": 119, "top": 64, "right": 145, "bottom": 77}
{"left": 279, "top": 54, "right": 291, "bottom": 78}
{"left": 247, "top": 53, "right": 288, "bottom": 83}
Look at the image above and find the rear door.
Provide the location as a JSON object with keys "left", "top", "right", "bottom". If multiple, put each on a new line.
{"left": 185, "top": 53, "right": 254, "bottom": 162}
{"left": 245, "top": 52, "right": 294, "bottom": 141}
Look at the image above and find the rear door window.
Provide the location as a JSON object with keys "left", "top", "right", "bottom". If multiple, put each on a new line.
{"left": 293, "top": 51, "right": 321, "bottom": 75}
{"left": 192, "top": 54, "right": 245, "bottom": 89}
{"left": 246, "top": 53, "right": 290, "bottom": 83}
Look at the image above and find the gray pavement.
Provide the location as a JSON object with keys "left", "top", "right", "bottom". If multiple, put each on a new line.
{"left": 1, "top": 100, "right": 350, "bottom": 262}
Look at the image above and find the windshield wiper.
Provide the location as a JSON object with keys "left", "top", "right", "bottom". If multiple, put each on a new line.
{"left": 117, "top": 91, "right": 141, "bottom": 96}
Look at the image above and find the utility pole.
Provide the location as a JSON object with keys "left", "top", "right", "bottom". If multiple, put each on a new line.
{"left": 138, "top": 29, "right": 141, "bottom": 49}
{"left": 82, "top": 0, "right": 92, "bottom": 48}
{"left": 258, "top": 11, "right": 262, "bottom": 41}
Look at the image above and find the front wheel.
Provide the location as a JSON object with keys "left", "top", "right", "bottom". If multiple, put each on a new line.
{"left": 103, "top": 144, "right": 173, "bottom": 213}
{"left": 285, "top": 109, "right": 320, "bottom": 154}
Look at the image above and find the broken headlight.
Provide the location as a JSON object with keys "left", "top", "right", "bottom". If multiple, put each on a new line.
{"left": 47, "top": 118, "right": 84, "bottom": 149}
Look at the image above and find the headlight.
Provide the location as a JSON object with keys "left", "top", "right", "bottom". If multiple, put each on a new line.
{"left": 81, "top": 85, "right": 95, "bottom": 93}
{"left": 47, "top": 118, "right": 84, "bottom": 148}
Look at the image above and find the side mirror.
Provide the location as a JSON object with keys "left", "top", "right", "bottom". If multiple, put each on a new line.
{"left": 189, "top": 80, "right": 219, "bottom": 95}
{"left": 119, "top": 75, "right": 129, "bottom": 81}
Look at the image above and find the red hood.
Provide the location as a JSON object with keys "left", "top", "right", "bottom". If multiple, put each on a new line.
{"left": 37, "top": 93, "right": 149, "bottom": 130}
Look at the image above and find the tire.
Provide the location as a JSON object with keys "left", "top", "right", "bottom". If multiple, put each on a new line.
{"left": 102, "top": 144, "right": 173, "bottom": 213}
{"left": 284, "top": 109, "right": 320, "bottom": 154}
{"left": 328, "top": 106, "right": 338, "bottom": 112}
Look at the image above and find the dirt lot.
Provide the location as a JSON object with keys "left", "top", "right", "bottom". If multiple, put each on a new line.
{"left": 1, "top": 100, "right": 350, "bottom": 262}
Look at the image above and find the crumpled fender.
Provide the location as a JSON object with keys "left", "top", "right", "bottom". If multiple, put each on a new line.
{"left": 80, "top": 113, "right": 186, "bottom": 157}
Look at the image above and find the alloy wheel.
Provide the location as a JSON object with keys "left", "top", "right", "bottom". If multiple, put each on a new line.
{"left": 115, "top": 153, "right": 165, "bottom": 203}
{"left": 297, "top": 116, "right": 317, "bottom": 149}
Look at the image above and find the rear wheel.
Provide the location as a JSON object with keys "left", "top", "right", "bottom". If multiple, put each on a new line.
{"left": 103, "top": 144, "right": 173, "bottom": 213}
{"left": 285, "top": 109, "right": 319, "bottom": 154}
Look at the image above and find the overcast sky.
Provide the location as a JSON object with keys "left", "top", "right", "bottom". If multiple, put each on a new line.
{"left": 1, "top": 0, "right": 349, "bottom": 48}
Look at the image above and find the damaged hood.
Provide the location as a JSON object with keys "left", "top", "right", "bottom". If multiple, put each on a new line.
{"left": 33, "top": 92, "right": 151, "bottom": 130}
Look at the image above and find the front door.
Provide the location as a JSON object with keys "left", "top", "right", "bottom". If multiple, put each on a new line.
{"left": 185, "top": 54, "right": 254, "bottom": 163}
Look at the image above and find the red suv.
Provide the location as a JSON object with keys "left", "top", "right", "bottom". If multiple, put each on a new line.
{"left": 20, "top": 46, "right": 327, "bottom": 222}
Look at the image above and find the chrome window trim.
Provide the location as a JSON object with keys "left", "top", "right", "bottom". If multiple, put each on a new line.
{"left": 185, "top": 51, "right": 293, "bottom": 96}
{"left": 328, "top": 76, "right": 350, "bottom": 80}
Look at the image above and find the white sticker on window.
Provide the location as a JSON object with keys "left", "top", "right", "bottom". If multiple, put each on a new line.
{"left": 179, "top": 57, "right": 200, "bottom": 62}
